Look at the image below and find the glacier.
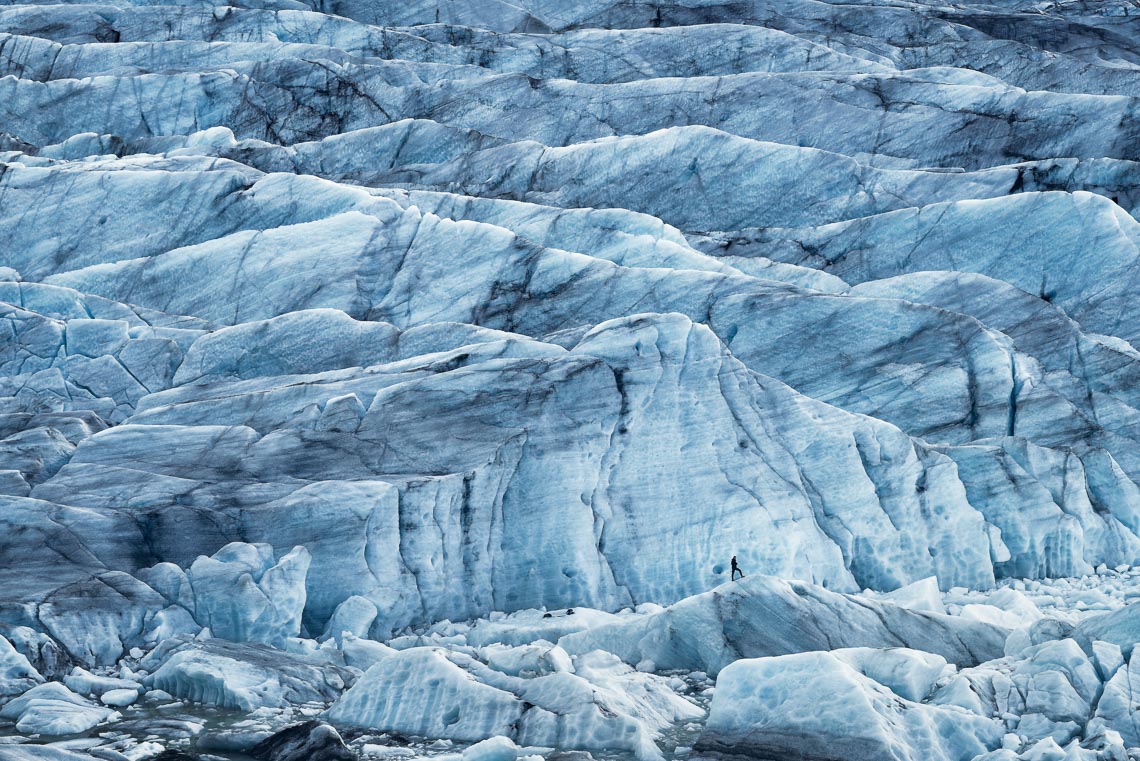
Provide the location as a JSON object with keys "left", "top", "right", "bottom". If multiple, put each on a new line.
{"left": 3, "top": 0, "right": 1140, "bottom": 759}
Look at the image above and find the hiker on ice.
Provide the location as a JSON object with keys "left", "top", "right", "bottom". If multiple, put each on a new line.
{"left": 731, "top": 555, "right": 744, "bottom": 580}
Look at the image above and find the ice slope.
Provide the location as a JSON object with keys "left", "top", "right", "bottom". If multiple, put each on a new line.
{"left": 735, "top": 192, "right": 1140, "bottom": 343}
{"left": 5, "top": 173, "right": 1140, "bottom": 626}
{"left": 0, "top": 174, "right": 1081, "bottom": 446}
{"left": 2, "top": 47, "right": 1137, "bottom": 168}
{"left": 2, "top": 0, "right": 1140, "bottom": 756}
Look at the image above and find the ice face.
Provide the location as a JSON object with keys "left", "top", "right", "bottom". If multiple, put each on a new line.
{"left": 2, "top": 0, "right": 1140, "bottom": 758}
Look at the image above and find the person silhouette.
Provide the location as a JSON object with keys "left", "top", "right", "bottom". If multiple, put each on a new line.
{"left": 731, "top": 555, "right": 744, "bottom": 580}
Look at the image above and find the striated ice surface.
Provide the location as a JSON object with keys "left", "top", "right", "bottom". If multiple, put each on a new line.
{"left": 142, "top": 637, "right": 353, "bottom": 712}
{"left": 326, "top": 646, "right": 702, "bottom": 760}
{"left": 3, "top": 0, "right": 1140, "bottom": 758}
{"left": 694, "top": 650, "right": 1003, "bottom": 761}
{"left": 0, "top": 682, "right": 118, "bottom": 736}
{"left": 183, "top": 543, "right": 310, "bottom": 648}
{"left": 558, "top": 576, "right": 1008, "bottom": 675}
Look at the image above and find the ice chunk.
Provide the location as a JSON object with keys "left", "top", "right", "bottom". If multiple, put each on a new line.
{"left": 931, "top": 639, "right": 1100, "bottom": 744}
{"left": 326, "top": 648, "right": 524, "bottom": 741}
{"left": 0, "top": 681, "right": 118, "bottom": 736}
{"left": 1088, "top": 653, "right": 1140, "bottom": 746}
{"left": 464, "top": 736, "right": 520, "bottom": 761}
{"left": 143, "top": 638, "right": 352, "bottom": 711}
{"left": 326, "top": 646, "right": 700, "bottom": 760}
{"left": 517, "top": 650, "right": 703, "bottom": 760}
{"left": 37, "top": 571, "right": 170, "bottom": 666}
{"left": 694, "top": 651, "right": 1002, "bottom": 761}
{"left": 480, "top": 643, "right": 573, "bottom": 678}
{"left": 1091, "top": 641, "right": 1124, "bottom": 682}
{"left": 0, "top": 747, "right": 110, "bottom": 760}
{"left": 1073, "top": 603, "right": 1140, "bottom": 656}
{"left": 2, "top": 627, "right": 74, "bottom": 680}
{"left": 186, "top": 543, "right": 310, "bottom": 648}
{"left": 135, "top": 562, "right": 193, "bottom": 609}
{"left": 960, "top": 589, "right": 1044, "bottom": 630}
{"left": 560, "top": 576, "right": 1006, "bottom": 675}
{"left": 100, "top": 688, "right": 139, "bottom": 707}
{"left": 879, "top": 577, "right": 947, "bottom": 615}
{"left": 321, "top": 596, "right": 378, "bottom": 644}
{"left": 340, "top": 634, "right": 397, "bottom": 672}
{"left": 63, "top": 666, "right": 142, "bottom": 697}
{"left": 832, "top": 648, "right": 953, "bottom": 702}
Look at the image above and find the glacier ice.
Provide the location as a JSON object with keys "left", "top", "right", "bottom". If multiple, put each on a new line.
{"left": 2, "top": 0, "right": 1140, "bottom": 758}
{"left": 558, "top": 575, "right": 1007, "bottom": 675}
{"left": 326, "top": 645, "right": 702, "bottom": 760}
{"left": 0, "top": 682, "right": 118, "bottom": 736}
{"left": 695, "top": 650, "right": 1003, "bottom": 761}
{"left": 62, "top": 667, "right": 140, "bottom": 699}
{"left": 184, "top": 542, "right": 310, "bottom": 648}
{"left": 142, "top": 638, "right": 353, "bottom": 711}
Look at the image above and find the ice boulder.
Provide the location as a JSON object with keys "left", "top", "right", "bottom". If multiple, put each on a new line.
{"left": 186, "top": 543, "right": 310, "bottom": 647}
{"left": 326, "top": 646, "right": 701, "bottom": 760}
{"left": 0, "top": 681, "right": 118, "bottom": 735}
{"left": 63, "top": 666, "right": 141, "bottom": 698}
{"left": 559, "top": 576, "right": 1007, "bottom": 675}
{"left": 321, "top": 596, "right": 378, "bottom": 644}
{"left": 325, "top": 647, "right": 525, "bottom": 741}
{"left": 143, "top": 638, "right": 353, "bottom": 711}
{"left": 693, "top": 651, "right": 1002, "bottom": 761}
{"left": 464, "top": 736, "right": 520, "bottom": 761}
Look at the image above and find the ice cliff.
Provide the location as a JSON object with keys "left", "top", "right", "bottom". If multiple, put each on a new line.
{"left": 2, "top": 0, "right": 1140, "bottom": 758}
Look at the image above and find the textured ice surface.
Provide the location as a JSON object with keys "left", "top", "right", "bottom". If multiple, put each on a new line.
{"left": 559, "top": 576, "right": 1007, "bottom": 675}
{"left": 0, "top": 682, "right": 118, "bottom": 736}
{"left": 3, "top": 0, "right": 1140, "bottom": 758}
{"left": 326, "top": 646, "right": 702, "bottom": 760}
{"left": 142, "top": 638, "right": 353, "bottom": 711}
{"left": 695, "top": 651, "right": 1003, "bottom": 761}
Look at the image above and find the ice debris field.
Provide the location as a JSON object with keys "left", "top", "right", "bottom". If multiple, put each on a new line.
{"left": 2, "top": 0, "right": 1140, "bottom": 759}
